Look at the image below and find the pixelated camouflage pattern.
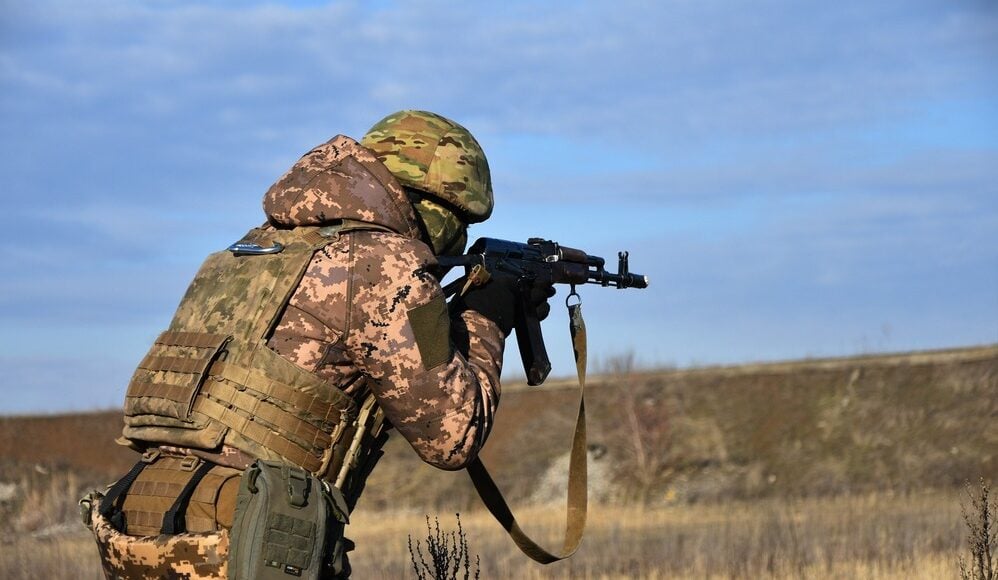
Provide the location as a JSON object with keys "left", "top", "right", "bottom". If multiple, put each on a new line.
{"left": 89, "top": 497, "right": 229, "bottom": 580}
{"left": 170, "top": 227, "right": 322, "bottom": 344}
{"left": 121, "top": 226, "right": 357, "bottom": 474}
{"left": 100, "top": 130, "right": 506, "bottom": 575}
{"left": 269, "top": 228, "right": 504, "bottom": 469}
{"left": 263, "top": 144, "right": 504, "bottom": 468}
{"left": 360, "top": 110, "right": 493, "bottom": 223}
{"left": 264, "top": 135, "right": 422, "bottom": 241}
{"left": 121, "top": 132, "right": 504, "bottom": 473}
{"left": 159, "top": 444, "right": 255, "bottom": 470}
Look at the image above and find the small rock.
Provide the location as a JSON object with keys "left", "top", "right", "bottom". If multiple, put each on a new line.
{"left": 0, "top": 482, "right": 17, "bottom": 503}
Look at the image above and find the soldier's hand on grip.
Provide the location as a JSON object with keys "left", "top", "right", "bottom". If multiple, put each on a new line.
{"left": 531, "top": 283, "right": 556, "bottom": 322}
{"left": 450, "top": 271, "right": 520, "bottom": 336}
{"left": 450, "top": 270, "right": 556, "bottom": 336}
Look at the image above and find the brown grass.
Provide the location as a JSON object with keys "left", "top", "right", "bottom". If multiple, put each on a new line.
{"left": 1, "top": 345, "right": 994, "bottom": 578}
{"left": 0, "top": 491, "right": 967, "bottom": 579}
{"left": 351, "top": 492, "right": 966, "bottom": 578}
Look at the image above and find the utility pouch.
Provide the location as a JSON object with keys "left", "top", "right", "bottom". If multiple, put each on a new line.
{"left": 229, "top": 460, "right": 350, "bottom": 580}
{"left": 81, "top": 490, "right": 229, "bottom": 580}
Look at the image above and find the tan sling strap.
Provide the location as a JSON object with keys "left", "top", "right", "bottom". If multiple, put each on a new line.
{"left": 333, "top": 392, "right": 383, "bottom": 490}
{"left": 467, "top": 298, "right": 588, "bottom": 564}
{"left": 331, "top": 390, "right": 390, "bottom": 512}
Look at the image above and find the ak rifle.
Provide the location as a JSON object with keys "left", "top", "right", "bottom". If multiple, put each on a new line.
{"left": 437, "top": 237, "right": 649, "bottom": 386}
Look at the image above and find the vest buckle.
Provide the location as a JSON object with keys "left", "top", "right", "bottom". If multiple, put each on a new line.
{"left": 141, "top": 448, "right": 161, "bottom": 464}
{"left": 179, "top": 456, "right": 203, "bottom": 472}
{"left": 227, "top": 241, "right": 285, "bottom": 256}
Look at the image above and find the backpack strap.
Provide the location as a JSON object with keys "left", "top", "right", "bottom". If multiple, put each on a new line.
{"left": 161, "top": 458, "right": 216, "bottom": 534}
{"left": 98, "top": 459, "right": 149, "bottom": 530}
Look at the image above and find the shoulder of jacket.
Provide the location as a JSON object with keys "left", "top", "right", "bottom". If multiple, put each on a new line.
{"left": 347, "top": 230, "right": 436, "bottom": 266}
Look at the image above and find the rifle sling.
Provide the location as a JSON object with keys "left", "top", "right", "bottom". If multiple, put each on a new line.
{"left": 466, "top": 300, "right": 588, "bottom": 564}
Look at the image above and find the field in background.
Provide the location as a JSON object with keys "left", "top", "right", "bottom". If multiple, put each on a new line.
{"left": 1, "top": 345, "right": 995, "bottom": 578}
{"left": 348, "top": 492, "right": 967, "bottom": 579}
{"left": 0, "top": 492, "right": 967, "bottom": 579}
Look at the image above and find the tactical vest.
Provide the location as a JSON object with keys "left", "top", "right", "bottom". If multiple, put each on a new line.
{"left": 122, "top": 225, "right": 367, "bottom": 478}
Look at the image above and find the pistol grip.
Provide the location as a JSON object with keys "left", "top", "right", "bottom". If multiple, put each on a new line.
{"left": 515, "top": 297, "right": 552, "bottom": 386}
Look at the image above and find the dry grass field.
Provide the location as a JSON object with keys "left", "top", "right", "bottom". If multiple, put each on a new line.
{"left": 0, "top": 491, "right": 968, "bottom": 579}
{"left": 352, "top": 492, "right": 970, "bottom": 579}
{"left": 1, "top": 345, "right": 995, "bottom": 578}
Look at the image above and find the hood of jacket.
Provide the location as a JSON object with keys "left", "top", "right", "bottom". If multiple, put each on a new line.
{"left": 263, "top": 135, "right": 422, "bottom": 240}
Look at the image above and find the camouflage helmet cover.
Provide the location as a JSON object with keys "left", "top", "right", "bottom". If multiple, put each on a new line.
{"left": 360, "top": 110, "right": 493, "bottom": 224}
{"left": 410, "top": 195, "right": 468, "bottom": 256}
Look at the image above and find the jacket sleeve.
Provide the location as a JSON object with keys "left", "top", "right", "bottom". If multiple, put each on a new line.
{"left": 344, "top": 231, "right": 506, "bottom": 470}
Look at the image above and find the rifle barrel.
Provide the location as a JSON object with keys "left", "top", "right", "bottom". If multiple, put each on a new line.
{"left": 587, "top": 270, "right": 649, "bottom": 289}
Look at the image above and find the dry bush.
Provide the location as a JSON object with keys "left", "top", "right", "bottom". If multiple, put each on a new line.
{"left": 960, "top": 478, "right": 997, "bottom": 580}
{"left": 408, "top": 514, "right": 480, "bottom": 580}
{"left": 603, "top": 352, "right": 675, "bottom": 503}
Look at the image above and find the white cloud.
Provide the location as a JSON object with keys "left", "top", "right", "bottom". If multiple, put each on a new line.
{"left": 1, "top": 0, "right": 997, "bottom": 410}
{"left": 7, "top": 0, "right": 996, "bottom": 142}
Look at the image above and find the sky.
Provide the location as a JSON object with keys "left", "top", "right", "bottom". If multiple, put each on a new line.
{"left": 1, "top": 0, "right": 996, "bottom": 413}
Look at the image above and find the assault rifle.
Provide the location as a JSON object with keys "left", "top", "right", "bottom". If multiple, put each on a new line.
{"left": 437, "top": 237, "right": 649, "bottom": 386}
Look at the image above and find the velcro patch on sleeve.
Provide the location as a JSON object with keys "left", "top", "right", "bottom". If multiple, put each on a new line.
{"left": 407, "top": 295, "right": 453, "bottom": 370}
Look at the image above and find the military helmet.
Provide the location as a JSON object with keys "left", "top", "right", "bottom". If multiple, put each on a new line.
{"left": 361, "top": 110, "right": 492, "bottom": 254}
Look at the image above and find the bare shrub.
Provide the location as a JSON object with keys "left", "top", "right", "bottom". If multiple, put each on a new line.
{"left": 407, "top": 514, "right": 479, "bottom": 580}
{"left": 959, "top": 478, "right": 997, "bottom": 580}
{"left": 605, "top": 352, "right": 673, "bottom": 503}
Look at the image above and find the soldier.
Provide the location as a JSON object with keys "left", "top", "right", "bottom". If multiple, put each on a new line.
{"left": 81, "top": 110, "right": 553, "bottom": 579}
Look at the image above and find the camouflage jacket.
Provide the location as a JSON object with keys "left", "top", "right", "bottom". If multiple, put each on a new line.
{"left": 261, "top": 135, "right": 504, "bottom": 470}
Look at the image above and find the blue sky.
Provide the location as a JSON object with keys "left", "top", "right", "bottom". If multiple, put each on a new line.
{"left": 2, "top": 0, "right": 996, "bottom": 413}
